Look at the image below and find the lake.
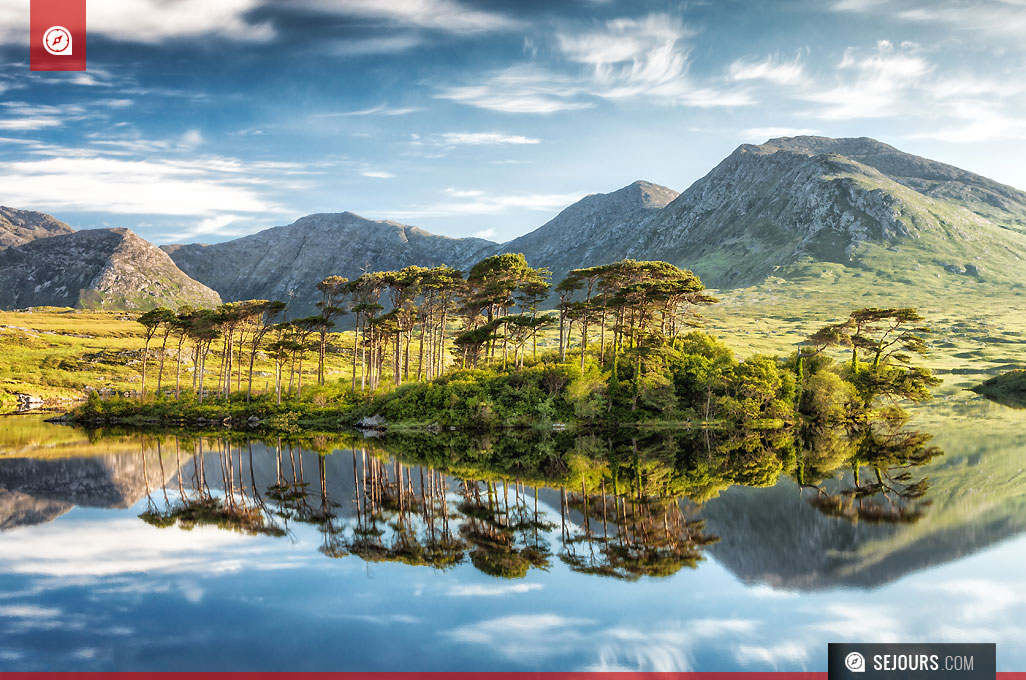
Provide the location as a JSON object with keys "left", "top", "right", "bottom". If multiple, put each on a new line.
{"left": 1, "top": 392, "right": 1025, "bottom": 672}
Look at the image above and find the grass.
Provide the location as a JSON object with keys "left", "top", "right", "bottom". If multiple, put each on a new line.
{"left": 0, "top": 308, "right": 361, "bottom": 412}
{"left": 970, "top": 369, "right": 1026, "bottom": 409}
{"left": 4, "top": 279, "right": 1026, "bottom": 419}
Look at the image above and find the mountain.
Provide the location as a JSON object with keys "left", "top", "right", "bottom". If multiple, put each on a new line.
{"left": 0, "top": 227, "right": 221, "bottom": 311}
{"left": 0, "top": 206, "right": 74, "bottom": 250}
{"left": 0, "top": 452, "right": 179, "bottom": 530}
{"left": 498, "top": 180, "right": 678, "bottom": 283}
{"left": 162, "top": 136, "right": 1026, "bottom": 315}
{"left": 163, "top": 212, "right": 497, "bottom": 316}
{"left": 618, "top": 136, "right": 1026, "bottom": 290}
{"left": 702, "top": 422, "right": 1026, "bottom": 590}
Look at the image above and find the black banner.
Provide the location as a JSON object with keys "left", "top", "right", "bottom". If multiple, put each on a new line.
{"left": 829, "top": 643, "right": 996, "bottom": 680}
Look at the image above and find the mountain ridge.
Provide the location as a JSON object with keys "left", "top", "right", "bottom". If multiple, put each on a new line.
{"left": 6, "top": 135, "right": 1026, "bottom": 313}
{"left": 0, "top": 227, "right": 222, "bottom": 311}
{"left": 0, "top": 206, "right": 75, "bottom": 251}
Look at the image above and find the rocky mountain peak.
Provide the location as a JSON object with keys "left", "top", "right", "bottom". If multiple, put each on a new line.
{"left": 748, "top": 135, "right": 900, "bottom": 158}
{"left": 0, "top": 226, "right": 221, "bottom": 311}
{"left": 0, "top": 205, "right": 75, "bottom": 250}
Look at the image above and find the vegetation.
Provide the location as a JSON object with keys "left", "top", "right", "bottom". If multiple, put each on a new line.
{"left": 46, "top": 405, "right": 940, "bottom": 582}
{"left": 52, "top": 251, "right": 945, "bottom": 439}
{"left": 972, "top": 369, "right": 1026, "bottom": 409}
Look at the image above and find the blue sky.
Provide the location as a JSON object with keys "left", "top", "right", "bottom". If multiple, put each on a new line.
{"left": 1, "top": 0, "right": 1026, "bottom": 245}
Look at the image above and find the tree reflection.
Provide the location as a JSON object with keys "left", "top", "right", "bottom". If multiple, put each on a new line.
{"left": 122, "top": 412, "right": 943, "bottom": 580}
{"left": 798, "top": 423, "right": 942, "bottom": 524}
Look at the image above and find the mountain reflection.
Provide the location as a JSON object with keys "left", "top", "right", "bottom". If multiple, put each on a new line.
{"left": 0, "top": 418, "right": 983, "bottom": 589}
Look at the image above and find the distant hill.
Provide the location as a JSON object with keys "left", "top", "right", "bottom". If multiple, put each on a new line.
{"left": 162, "top": 212, "right": 497, "bottom": 317}
{"left": 617, "top": 136, "right": 1026, "bottom": 291}
{"left": 0, "top": 228, "right": 221, "bottom": 311}
{"left": 498, "top": 180, "right": 678, "bottom": 284}
{"left": 0, "top": 206, "right": 74, "bottom": 250}
{"left": 7, "top": 135, "right": 1026, "bottom": 314}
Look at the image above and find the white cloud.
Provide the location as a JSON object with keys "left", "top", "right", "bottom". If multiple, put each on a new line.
{"left": 328, "top": 34, "right": 424, "bottom": 56}
{"left": 0, "top": 117, "right": 62, "bottom": 131}
{"left": 88, "top": 0, "right": 274, "bottom": 43}
{"left": 742, "top": 127, "right": 820, "bottom": 140}
{"left": 804, "top": 40, "right": 931, "bottom": 119}
{"left": 387, "top": 189, "right": 584, "bottom": 218}
{"left": 331, "top": 105, "right": 422, "bottom": 117}
{"left": 557, "top": 14, "right": 692, "bottom": 66}
{"left": 908, "top": 102, "right": 1026, "bottom": 143}
{"left": 446, "top": 188, "right": 484, "bottom": 197}
{"left": 181, "top": 129, "right": 204, "bottom": 147}
{"left": 438, "top": 14, "right": 751, "bottom": 112}
{"left": 296, "top": 0, "right": 523, "bottom": 34}
{"left": 0, "top": 517, "right": 306, "bottom": 577}
{"left": 161, "top": 214, "right": 243, "bottom": 241}
{"left": 735, "top": 641, "right": 810, "bottom": 669}
{"left": 361, "top": 170, "right": 395, "bottom": 178}
{"left": 439, "top": 132, "right": 540, "bottom": 146}
{"left": 0, "top": 154, "right": 281, "bottom": 216}
{"left": 446, "top": 582, "right": 542, "bottom": 596}
{"left": 471, "top": 227, "right": 496, "bottom": 240}
{"left": 730, "top": 55, "right": 806, "bottom": 86}
{"left": 436, "top": 65, "right": 596, "bottom": 114}
{"left": 835, "top": 0, "right": 1026, "bottom": 41}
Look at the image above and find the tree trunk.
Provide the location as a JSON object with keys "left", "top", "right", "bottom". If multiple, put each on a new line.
{"left": 247, "top": 340, "right": 258, "bottom": 402}
{"left": 175, "top": 335, "right": 184, "bottom": 400}
{"left": 156, "top": 333, "right": 169, "bottom": 395}
{"left": 197, "top": 344, "right": 207, "bottom": 404}
{"left": 140, "top": 337, "right": 151, "bottom": 397}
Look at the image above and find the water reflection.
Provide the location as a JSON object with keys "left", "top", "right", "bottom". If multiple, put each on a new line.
{"left": 0, "top": 420, "right": 956, "bottom": 586}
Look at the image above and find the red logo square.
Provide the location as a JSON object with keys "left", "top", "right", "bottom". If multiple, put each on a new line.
{"left": 30, "top": 0, "right": 86, "bottom": 71}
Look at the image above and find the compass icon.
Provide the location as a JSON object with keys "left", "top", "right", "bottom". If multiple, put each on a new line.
{"left": 43, "top": 26, "right": 73, "bottom": 56}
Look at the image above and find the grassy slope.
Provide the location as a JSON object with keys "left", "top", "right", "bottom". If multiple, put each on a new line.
{"left": 0, "top": 308, "right": 360, "bottom": 410}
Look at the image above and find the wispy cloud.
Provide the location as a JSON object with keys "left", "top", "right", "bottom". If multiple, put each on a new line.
{"left": 730, "top": 54, "right": 806, "bottom": 86}
{"left": 803, "top": 40, "right": 931, "bottom": 119}
{"left": 297, "top": 0, "right": 523, "bottom": 34}
{"left": 438, "top": 14, "right": 752, "bottom": 113}
{"left": 0, "top": 153, "right": 282, "bottom": 217}
{"left": 361, "top": 169, "right": 395, "bottom": 178}
{"left": 742, "top": 127, "right": 820, "bottom": 140}
{"left": 436, "top": 65, "right": 596, "bottom": 114}
{"left": 439, "top": 132, "right": 540, "bottom": 145}
{"left": 88, "top": 0, "right": 274, "bottom": 43}
{"left": 387, "top": 188, "right": 584, "bottom": 218}
{"left": 331, "top": 104, "right": 422, "bottom": 117}
{"left": 161, "top": 213, "right": 244, "bottom": 242}
{"left": 834, "top": 0, "right": 1026, "bottom": 41}
{"left": 446, "top": 582, "right": 542, "bottom": 596}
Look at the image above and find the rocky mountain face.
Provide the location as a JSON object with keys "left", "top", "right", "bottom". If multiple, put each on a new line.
{"left": 0, "top": 227, "right": 222, "bottom": 311}
{"left": 166, "top": 136, "right": 1026, "bottom": 312}
{"left": 0, "top": 206, "right": 74, "bottom": 250}
{"left": 0, "top": 452, "right": 173, "bottom": 530}
{"left": 163, "top": 212, "right": 497, "bottom": 317}
{"left": 617, "top": 136, "right": 1026, "bottom": 289}
{"left": 498, "top": 180, "right": 679, "bottom": 284}
{"left": 6, "top": 136, "right": 1025, "bottom": 313}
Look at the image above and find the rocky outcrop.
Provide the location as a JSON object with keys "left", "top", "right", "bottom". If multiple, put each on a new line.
{"left": 0, "top": 227, "right": 221, "bottom": 311}
{"left": 0, "top": 206, "right": 74, "bottom": 250}
{"left": 495, "top": 180, "right": 678, "bottom": 284}
{"left": 0, "top": 452, "right": 174, "bottom": 530}
{"left": 572, "top": 136, "right": 1026, "bottom": 289}
{"left": 163, "top": 212, "right": 496, "bottom": 317}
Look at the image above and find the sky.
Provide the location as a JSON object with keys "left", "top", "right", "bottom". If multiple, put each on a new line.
{"left": 2, "top": 0, "right": 1026, "bottom": 246}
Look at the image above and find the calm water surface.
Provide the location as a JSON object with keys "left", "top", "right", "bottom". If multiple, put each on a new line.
{"left": 1, "top": 392, "right": 1025, "bottom": 672}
